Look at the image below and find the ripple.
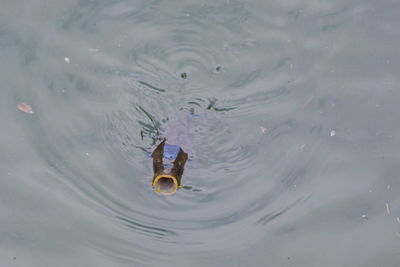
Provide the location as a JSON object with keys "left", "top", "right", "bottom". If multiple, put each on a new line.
{"left": 24, "top": 0, "right": 320, "bottom": 263}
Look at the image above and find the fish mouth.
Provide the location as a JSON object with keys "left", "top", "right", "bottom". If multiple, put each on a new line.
{"left": 153, "top": 175, "right": 178, "bottom": 195}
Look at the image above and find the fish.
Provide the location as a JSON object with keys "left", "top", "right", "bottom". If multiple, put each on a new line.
{"left": 151, "top": 139, "right": 188, "bottom": 195}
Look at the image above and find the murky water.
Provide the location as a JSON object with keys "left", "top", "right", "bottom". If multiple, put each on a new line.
{"left": 1, "top": 0, "right": 400, "bottom": 266}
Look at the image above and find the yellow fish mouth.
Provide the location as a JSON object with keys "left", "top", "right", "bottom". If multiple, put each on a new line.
{"left": 152, "top": 175, "right": 179, "bottom": 195}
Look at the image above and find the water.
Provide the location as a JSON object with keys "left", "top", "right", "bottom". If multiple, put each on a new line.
{"left": 1, "top": 0, "right": 400, "bottom": 266}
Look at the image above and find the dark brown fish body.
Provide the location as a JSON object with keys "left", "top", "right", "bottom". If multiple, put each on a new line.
{"left": 151, "top": 139, "right": 188, "bottom": 195}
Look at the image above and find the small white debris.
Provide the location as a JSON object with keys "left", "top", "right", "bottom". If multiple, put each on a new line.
{"left": 260, "top": 127, "right": 268, "bottom": 134}
{"left": 64, "top": 57, "right": 70, "bottom": 63}
{"left": 362, "top": 214, "right": 368, "bottom": 219}
{"left": 330, "top": 130, "right": 336, "bottom": 137}
{"left": 85, "top": 152, "right": 89, "bottom": 156}
{"left": 385, "top": 203, "right": 390, "bottom": 215}
{"left": 396, "top": 217, "right": 400, "bottom": 223}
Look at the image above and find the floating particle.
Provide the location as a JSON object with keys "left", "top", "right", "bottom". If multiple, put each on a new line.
{"left": 301, "top": 95, "right": 314, "bottom": 109}
{"left": 17, "top": 103, "right": 34, "bottom": 114}
{"left": 64, "top": 57, "right": 70, "bottom": 63}
{"left": 385, "top": 203, "right": 390, "bottom": 215}
{"left": 260, "top": 127, "right": 268, "bottom": 134}
{"left": 330, "top": 130, "right": 336, "bottom": 137}
{"left": 180, "top": 72, "right": 187, "bottom": 79}
{"left": 362, "top": 214, "right": 368, "bottom": 219}
{"left": 216, "top": 66, "right": 222, "bottom": 72}
{"left": 88, "top": 48, "right": 99, "bottom": 52}
{"left": 396, "top": 217, "right": 400, "bottom": 223}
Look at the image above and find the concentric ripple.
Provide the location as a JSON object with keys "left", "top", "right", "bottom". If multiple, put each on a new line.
{"left": 24, "top": 0, "right": 323, "bottom": 264}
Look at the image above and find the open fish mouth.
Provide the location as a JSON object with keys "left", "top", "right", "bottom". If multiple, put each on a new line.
{"left": 153, "top": 175, "right": 179, "bottom": 195}
{"left": 151, "top": 140, "right": 188, "bottom": 195}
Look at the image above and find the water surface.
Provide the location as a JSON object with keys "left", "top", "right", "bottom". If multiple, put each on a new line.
{"left": 1, "top": 0, "right": 400, "bottom": 266}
